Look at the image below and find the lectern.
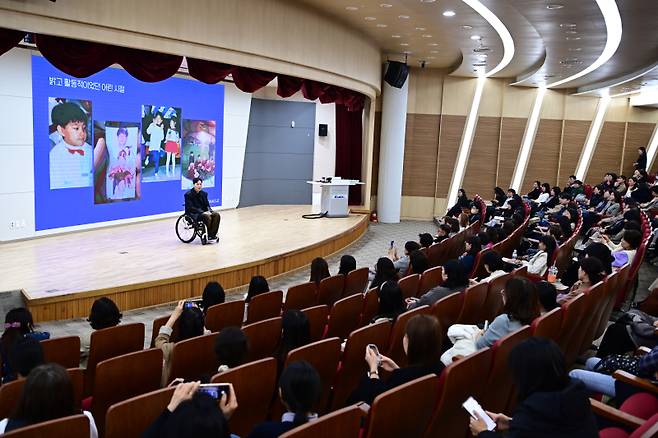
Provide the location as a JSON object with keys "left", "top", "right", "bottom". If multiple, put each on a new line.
{"left": 307, "top": 178, "right": 363, "bottom": 218}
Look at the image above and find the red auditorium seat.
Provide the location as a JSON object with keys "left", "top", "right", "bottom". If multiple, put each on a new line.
{"left": 242, "top": 316, "right": 282, "bottom": 361}
{"left": 284, "top": 283, "right": 318, "bottom": 311}
{"left": 456, "top": 282, "right": 488, "bottom": 324}
{"left": 418, "top": 266, "right": 443, "bottom": 296}
{"left": 300, "top": 305, "right": 329, "bottom": 342}
{"left": 343, "top": 267, "right": 369, "bottom": 297}
{"left": 245, "top": 290, "right": 283, "bottom": 324}
{"left": 386, "top": 306, "right": 429, "bottom": 367}
{"left": 168, "top": 332, "right": 219, "bottom": 383}
{"left": 205, "top": 300, "right": 245, "bottom": 333}
{"left": 360, "top": 287, "right": 380, "bottom": 326}
{"left": 326, "top": 293, "right": 364, "bottom": 339}
{"left": 398, "top": 274, "right": 420, "bottom": 300}
{"left": 150, "top": 316, "right": 179, "bottom": 348}
{"left": 1, "top": 414, "right": 90, "bottom": 438}
{"left": 279, "top": 405, "right": 364, "bottom": 438}
{"left": 105, "top": 387, "right": 175, "bottom": 438}
{"left": 530, "top": 307, "right": 563, "bottom": 342}
{"left": 482, "top": 272, "right": 512, "bottom": 322}
{"left": 318, "top": 275, "right": 345, "bottom": 307}
{"left": 41, "top": 335, "right": 80, "bottom": 368}
{"left": 430, "top": 292, "right": 463, "bottom": 338}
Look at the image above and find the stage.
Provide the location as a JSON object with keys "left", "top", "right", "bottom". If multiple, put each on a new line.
{"left": 1, "top": 206, "right": 368, "bottom": 321}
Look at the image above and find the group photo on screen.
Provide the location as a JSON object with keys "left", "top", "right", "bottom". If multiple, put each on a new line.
{"left": 141, "top": 105, "right": 181, "bottom": 182}
{"left": 47, "top": 97, "right": 94, "bottom": 190}
{"left": 93, "top": 122, "right": 141, "bottom": 204}
{"left": 182, "top": 119, "right": 216, "bottom": 190}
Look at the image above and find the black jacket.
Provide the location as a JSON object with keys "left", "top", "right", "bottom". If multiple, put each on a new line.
{"left": 478, "top": 380, "right": 598, "bottom": 438}
{"left": 184, "top": 189, "right": 211, "bottom": 220}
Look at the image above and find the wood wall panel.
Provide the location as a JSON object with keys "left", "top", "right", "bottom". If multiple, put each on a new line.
{"left": 436, "top": 115, "right": 466, "bottom": 197}
{"left": 558, "top": 120, "right": 590, "bottom": 183}
{"left": 622, "top": 122, "right": 655, "bottom": 176}
{"left": 586, "top": 121, "right": 625, "bottom": 182}
{"left": 371, "top": 111, "right": 381, "bottom": 196}
{"left": 497, "top": 117, "right": 526, "bottom": 189}
{"left": 462, "top": 117, "right": 500, "bottom": 198}
{"left": 522, "top": 119, "right": 562, "bottom": 191}
{"left": 402, "top": 114, "right": 440, "bottom": 197}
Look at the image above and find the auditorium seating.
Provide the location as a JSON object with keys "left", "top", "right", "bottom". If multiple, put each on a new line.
{"left": 398, "top": 274, "right": 420, "bottom": 300}
{"left": 386, "top": 306, "right": 429, "bottom": 367}
{"left": 301, "top": 305, "right": 330, "bottom": 342}
{"left": 482, "top": 272, "right": 512, "bottom": 322}
{"left": 318, "top": 275, "right": 345, "bottom": 307}
{"left": 279, "top": 405, "right": 364, "bottom": 438}
{"left": 242, "top": 316, "right": 282, "bottom": 361}
{"left": 530, "top": 307, "right": 563, "bottom": 342}
{"left": 283, "top": 283, "right": 318, "bottom": 311}
{"left": 418, "top": 266, "right": 443, "bottom": 296}
{"left": 456, "top": 282, "right": 488, "bottom": 324}
{"left": 245, "top": 290, "right": 283, "bottom": 324}
{"left": 105, "top": 387, "right": 175, "bottom": 438}
{"left": 556, "top": 293, "right": 587, "bottom": 366}
{"left": 430, "top": 292, "right": 463, "bottom": 337}
{"left": 41, "top": 335, "right": 80, "bottom": 369}
{"left": 168, "top": 333, "right": 219, "bottom": 383}
{"left": 150, "top": 316, "right": 179, "bottom": 348}
{"left": 343, "top": 267, "right": 369, "bottom": 297}
{"left": 360, "top": 287, "right": 379, "bottom": 326}
{"left": 1, "top": 414, "right": 90, "bottom": 438}
{"left": 205, "top": 300, "right": 245, "bottom": 333}
{"left": 326, "top": 293, "right": 363, "bottom": 339}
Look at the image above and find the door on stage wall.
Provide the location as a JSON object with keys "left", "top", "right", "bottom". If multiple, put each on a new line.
{"left": 239, "top": 99, "right": 314, "bottom": 207}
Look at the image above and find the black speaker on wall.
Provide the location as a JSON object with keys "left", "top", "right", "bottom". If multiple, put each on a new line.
{"left": 384, "top": 61, "right": 409, "bottom": 88}
{"left": 318, "top": 124, "right": 328, "bottom": 137}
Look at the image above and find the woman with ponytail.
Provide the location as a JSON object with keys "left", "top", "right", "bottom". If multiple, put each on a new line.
{"left": 248, "top": 361, "right": 321, "bottom": 437}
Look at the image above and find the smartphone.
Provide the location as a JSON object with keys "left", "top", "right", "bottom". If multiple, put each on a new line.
{"left": 462, "top": 397, "right": 496, "bottom": 431}
{"left": 197, "top": 383, "right": 231, "bottom": 400}
{"left": 367, "top": 344, "right": 382, "bottom": 367}
{"left": 390, "top": 240, "right": 395, "bottom": 249}
{"left": 184, "top": 299, "right": 202, "bottom": 309}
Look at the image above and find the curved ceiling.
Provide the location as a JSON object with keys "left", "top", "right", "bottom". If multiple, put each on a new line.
{"left": 295, "top": 0, "right": 658, "bottom": 96}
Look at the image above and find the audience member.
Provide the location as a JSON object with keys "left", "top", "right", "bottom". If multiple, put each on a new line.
{"left": 594, "top": 308, "right": 657, "bottom": 358}
{"left": 274, "top": 310, "right": 310, "bottom": 374}
{"left": 214, "top": 327, "right": 249, "bottom": 374}
{"left": 248, "top": 361, "right": 321, "bottom": 438}
{"left": 477, "top": 250, "right": 509, "bottom": 283}
{"left": 387, "top": 241, "right": 421, "bottom": 275}
{"left": 1, "top": 308, "right": 49, "bottom": 382}
{"left": 557, "top": 256, "right": 604, "bottom": 305}
{"left": 527, "top": 181, "right": 541, "bottom": 200}
{"left": 9, "top": 337, "right": 45, "bottom": 379}
{"left": 245, "top": 276, "right": 270, "bottom": 303}
{"left": 471, "top": 338, "right": 597, "bottom": 437}
{"left": 536, "top": 281, "right": 558, "bottom": 314}
{"left": 409, "top": 249, "right": 429, "bottom": 275}
{"left": 369, "top": 257, "right": 398, "bottom": 289}
{"left": 447, "top": 188, "right": 470, "bottom": 217}
{"left": 408, "top": 260, "right": 469, "bottom": 310}
{"left": 337, "top": 255, "right": 357, "bottom": 276}
{"left": 435, "top": 224, "right": 452, "bottom": 243}
{"left": 633, "top": 146, "right": 647, "bottom": 171}
{"left": 419, "top": 233, "right": 434, "bottom": 249}
{"left": 0, "top": 363, "right": 99, "bottom": 437}
{"left": 459, "top": 235, "right": 482, "bottom": 274}
{"left": 309, "top": 257, "right": 330, "bottom": 286}
{"left": 201, "top": 282, "right": 225, "bottom": 315}
{"left": 372, "top": 281, "right": 406, "bottom": 323}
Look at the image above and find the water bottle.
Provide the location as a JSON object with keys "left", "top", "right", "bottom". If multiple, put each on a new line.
{"left": 512, "top": 249, "right": 517, "bottom": 259}
{"left": 548, "top": 265, "right": 558, "bottom": 283}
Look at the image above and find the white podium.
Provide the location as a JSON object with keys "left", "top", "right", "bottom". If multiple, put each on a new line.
{"left": 307, "top": 179, "right": 363, "bottom": 217}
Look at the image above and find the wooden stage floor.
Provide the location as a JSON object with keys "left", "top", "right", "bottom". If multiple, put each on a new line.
{"left": 1, "top": 205, "right": 368, "bottom": 321}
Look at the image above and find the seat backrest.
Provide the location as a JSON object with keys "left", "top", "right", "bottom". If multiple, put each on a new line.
{"left": 205, "top": 301, "right": 245, "bottom": 333}
{"left": 398, "top": 274, "right": 420, "bottom": 300}
{"left": 326, "top": 294, "right": 364, "bottom": 340}
{"left": 168, "top": 333, "right": 219, "bottom": 383}
{"left": 318, "top": 275, "right": 345, "bottom": 307}
{"left": 86, "top": 323, "right": 145, "bottom": 394}
{"left": 285, "top": 337, "right": 342, "bottom": 414}
{"left": 595, "top": 269, "right": 625, "bottom": 341}
{"left": 530, "top": 307, "right": 563, "bottom": 341}
{"left": 577, "top": 281, "right": 608, "bottom": 357}
{"left": 280, "top": 405, "right": 363, "bottom": 438}
{"left": 211, "top": 358, "right": 278, "bottom": 437}
{"left": 425, "top": 348, "right": 494, "bottom": 438}
{"left": 556, "top": 294, "right": 586, "bottom": 362}
{"left": 330, "top": 320, "right": 392, "bottom": 411}
{"left": 430, "top": 292, "right": 464, "bottom": 338}
{"left": 630, "top": 412, "right": 658, "bottom": 438}
{"left": 105, "top": 387, "right": 175, "bottom": 438}
{"left": 284, "top": 283, "right": 318, "bottom": 311}
{"left": 150, "top": 316, "right": 180, "bottom": 348}
{"left": 456, "top": 282, "right": 488, "bottom": 324}
{"left": 2, "top": 414, "right": 89, "bottom": 438}
{"left": 91, "top": 348, "right": 163, "bottom": 433}
{"left": 428, "top": 240, "right": 450, "bottom": 268}
{"left": 386, "top": 306, "right": 429, "bottom": 367}
{"left": 343, "top": 267, "right": 369, "bottom": 297}
{"left": 242, "top": 317, "right": 282, "bottom": 361}
{"left": 41, "top": 336, "right": 81, "bottom": 369}
{"left": 418, "top": 266, "right": 443, "bottom": 296}
{"left": 483, "top": 273, "right": 512, "bottom": 322}
{"left": 246, "top": 290, "right": 283, "bottom": 324}
{"left": 360, "top": 288, "right": 379, "bottom": 326}
{"left": 300, "top": 305, "right": 329, "bottom": 342}
{"left": 511, "top": 265, "right": 528, "bottom": 277}
{"left": 482, "top": 326, "right": 531, "bottom": 414}
{"left": 366, "top": 375, "right": 440, "bottom": 438}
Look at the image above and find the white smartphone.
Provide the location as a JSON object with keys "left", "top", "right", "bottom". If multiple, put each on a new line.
{"left": 462, "top": 397, "right": 496, "bottom": 431}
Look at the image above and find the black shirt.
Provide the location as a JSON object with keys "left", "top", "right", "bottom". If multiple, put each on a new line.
{"left": 184, "top": 189, "right": 211, "bottom": 220}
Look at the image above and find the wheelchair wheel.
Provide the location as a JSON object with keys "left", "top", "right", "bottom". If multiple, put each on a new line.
{"left": 176, "top": 215, "right": 198, "bottom": 243}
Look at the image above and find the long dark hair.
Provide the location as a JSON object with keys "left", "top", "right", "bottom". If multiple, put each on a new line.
{"left": 509, "top": 338, "right": 569, "bottom": 402}
{"left": 405, "top": 315, "right": 442, "bottom": 368}
{"left": 275, "top": 310, "right": 310, "bottom": 368}
{"left": 2, "top": 308, "right": 36, "bottom": 353}
{"left": 370, "top": 257, "right": 398, "bottom": 289}
{"left": 177, "top": 307, "right": 205, "bottom": 342}
{"left": 538, "top": 235, "right": 557, "bottom": 258}
{"left": 465, "top": 236, "right": 482, "bottom": 256}
{"left": 309, "top": 258, "right": 330, "bottom": 286}
{"left": 338, "top": 255, "right": 357, "bottom": 276}
{"left": 579, "top": 256, "right": 604, "bottom": 285}
{"left": 279, "top": 361, "right": 321, "bottom": 427}
{"left": 201, "top": 282, "right": 225, "bottom": 313}
{"left": 581, "top": 243, "right": 613, "bottom": 275}
{"left": 442, "top": 260, "right": 469, "bottom": 290}
{"left": 162, "top": 392, "right": 230, "bottom": 438}
{"left": 246, "top": 276, "right": 269, "bottom": 303}
{"left": 88, "top": 297, "right": 122, "bottom": 330}
{"left": 409, "top": 250, "right": 429, "bottom": 275}
{"left": 214, "top": 327, "right": 248, "bottom": 368}
{"left": 502, "top": 277, "right": 540, "bottom": 325}
{"left": 376, "top": 281, "right": 406, "bottom": 320}
{"left": 11, "top": 364, "right": 77, "bottom": 426}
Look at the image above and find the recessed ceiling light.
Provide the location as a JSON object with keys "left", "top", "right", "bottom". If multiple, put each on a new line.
{"left": 427, "top": 56, "right": 436, "bottom": 59}
{"left": 398, "top": 15, "right": 410, "bottom": 19}
{"left": 391, "top": 34, "right": 401, "bottom": 38}
{"left": 400, "top": 43, "right": 410, "bottom": 46}
{"left": 430, "top": 50, "right": 439, "bottom": 53}
{"left": 422, "top": 34, "right": 432, "bottom": 38}
{"left": 546, "top": 4, "right": 564, "bottom": 10}
{"left": 428, "top": 43, "right": 438, "bottom": 46}
{"left": 345, "top": 6, "right": 359, "bottom": 11}
{"left": 443, "top": 10, "right": 456, "bottom": 17}
{"left": 565, "top": 36, "right": 581, "bottom": 41}
{"left": 415, "top": 27, "right": 427, "bottom": 31}
{"left": 568, "top": 47, "right": 582, "bottom": 51}
{"left": 565, "top": 30, "right": 578, "bottom": 34}
{"left": 560, "top": 23, "right": 577, "bottom": 28}
{"left": 403, "top": 50, "right": 413, "bottom": 54}
{"left": 364, "top": 16, "right": 377, "bottom": 21}
{"left": 473, "top": 46, "right": 491, "bottom": 53}
{"left": 470, "top": 35, "right": 481, "bottom": 40}
{"left": 376, "top": 23, "right": 388, "bottom": 27}
{"left": 379, "top": 3, "right": 392, "bottom": 8}
{"left": 460, "top": 25, "right": 473, "bottom": 30}
{"left": 421, "top": 0, "right": 436, "bottom": 3}
{"left": 478, "top": 54, "right": 488, "bottom": 60}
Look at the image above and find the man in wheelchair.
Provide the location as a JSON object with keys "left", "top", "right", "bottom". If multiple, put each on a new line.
{"left": 184, "top": 177, "right": 220, "bottom": 244}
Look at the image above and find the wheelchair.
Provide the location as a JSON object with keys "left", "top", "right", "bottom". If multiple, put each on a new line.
{"left": 175, "top": 213, "right": 208, "bottom": 244}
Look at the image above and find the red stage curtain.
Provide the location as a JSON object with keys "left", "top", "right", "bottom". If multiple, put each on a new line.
{"left": 335, "top": 103, "right": 363, "bottom": 205}
{"left": 301, "top": 80, "right": 329, "bottom": 101}
{"left": 36, "top": 35, "right": 117, "bottom": 78}
{"left": 117, "top": 48, "right": 183, "bottom": 82}
{"left": 187, "top": 57, "right": 234, "bottom": 84}
{"left": 0, "top": 28, "right": 26, "bottom": 57}
{"left": 276, "top": 75, "right": 304, "bottom": 98}
{"left": 231, "top": 67, "right": 276, "bottom": 93}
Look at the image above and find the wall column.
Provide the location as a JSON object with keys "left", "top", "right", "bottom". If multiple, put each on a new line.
{"left": 377, "top": 78, "right": 409, "bottom": 223}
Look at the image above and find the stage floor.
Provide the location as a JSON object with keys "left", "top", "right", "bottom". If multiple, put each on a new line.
{"left": 1, "top": 205, "right": 368, "bottom": 321}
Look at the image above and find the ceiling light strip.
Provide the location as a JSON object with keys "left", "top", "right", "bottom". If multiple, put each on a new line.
{"left": 510, "top": 87, "right": 546, "bottom": 191}
{"left": 573, "top": 62, "right": 658, "bottom": 96}
{"left": 547, "top": 0, "right": 622, "bottom": 88}
{"left": 446, "top": 75, "right": 486, "bottom": 208}
{"left": 575, "top": 95, "right": 611, "bottom": 180}
{"left": 461, "top": 0, "right": 515, "bottom": 77}
{"left": 646, "top": 124, "right": 658, "bottom": 171}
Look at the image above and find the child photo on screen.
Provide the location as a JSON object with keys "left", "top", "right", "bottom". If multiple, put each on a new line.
{"left": 93, "top": 121, "right": 141, "bottom": 204}
{"left": 48, "top": 98, "right": 93, "bottom": 189}
{"left": 181, "top": 119, "right": 216, "bottom": 190}
{"left": 141, "top": 105, "right": 181, "bottom": 182}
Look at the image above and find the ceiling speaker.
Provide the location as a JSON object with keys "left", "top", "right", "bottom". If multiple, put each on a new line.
{"left": 384, "top": 61, "right": 409, "bottom": 89}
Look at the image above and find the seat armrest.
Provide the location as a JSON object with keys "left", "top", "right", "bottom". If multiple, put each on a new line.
{"left": 589, "top": 398, "right": 644, "bottom": 429}
{"left": 613, "top": 370, "right": 658, "bottom": 395}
